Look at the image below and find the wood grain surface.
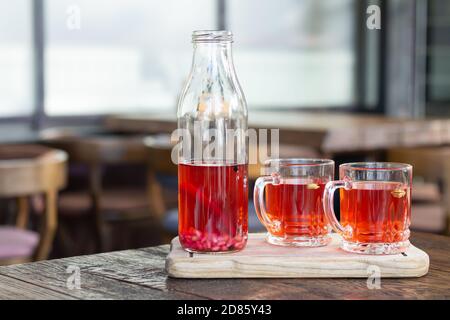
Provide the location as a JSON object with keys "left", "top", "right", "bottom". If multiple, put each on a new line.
{"left": 166, "top": 233, "right": 429, "bottom": 279}
{"left": 0, "top": 232, "right": 449, "bottom": 300}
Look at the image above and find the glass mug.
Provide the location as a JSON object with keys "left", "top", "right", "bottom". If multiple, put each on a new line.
{"left": 323, "top": 162, "right": 412, "bottom": 255}
{"left": 254, "top": 159, "right": 334, "bottom": 247}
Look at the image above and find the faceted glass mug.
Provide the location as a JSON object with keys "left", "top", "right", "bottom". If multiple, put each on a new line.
{"left": 254, "top": 159, "right": 334, "bottom": 247}
{"left": 323, "top": 162, "right": 412, "bottom": 255}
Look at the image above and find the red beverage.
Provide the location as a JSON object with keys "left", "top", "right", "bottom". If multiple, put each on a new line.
{"left": 178, "top": 162, "right": 248, "bottom": 253}
{"left": 340, "top": 181, "right": 411, "bottom": 243}
{"left": 265, "top": 179, "right": 328, "bottom": 238}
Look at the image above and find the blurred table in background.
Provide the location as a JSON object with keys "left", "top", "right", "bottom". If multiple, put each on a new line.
{"left": 105, "top": 111, "right": 450, "bottom": 155}
{"left": 107, "top": 111, "right": 450, "bottom": 235}
{"left": 388, "top": 147, "right": 450, "bottom": 234}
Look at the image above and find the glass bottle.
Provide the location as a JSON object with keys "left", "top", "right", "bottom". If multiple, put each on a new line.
{"left": 177, "top": 30, "right": 248, "bottom": 253}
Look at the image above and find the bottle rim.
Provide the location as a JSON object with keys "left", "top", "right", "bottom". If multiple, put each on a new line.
{"left": 192, "top": 30, "right": 233, "bottom": 43}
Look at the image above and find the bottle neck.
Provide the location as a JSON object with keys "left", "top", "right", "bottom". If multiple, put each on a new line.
{"left": 191, "top": 42, "right": 234, "bottom": 77}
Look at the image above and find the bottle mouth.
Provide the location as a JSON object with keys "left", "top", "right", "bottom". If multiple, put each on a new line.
{"left": 192, "top": 30, "right": 233, "bottom": 43}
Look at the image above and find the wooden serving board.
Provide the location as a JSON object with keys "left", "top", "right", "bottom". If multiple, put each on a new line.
{"left": 166, "top": 233, "right": 429, "bottom": 278}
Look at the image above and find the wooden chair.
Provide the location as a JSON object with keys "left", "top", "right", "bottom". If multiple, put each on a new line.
{"left": 388, "top": 147, "right": 450, "bottom": 233}
{"left": 0, "top": 145, "right": 67, "bottom": 265}
{"left": 43, "top": 133, "right": 162, "bottom": 252}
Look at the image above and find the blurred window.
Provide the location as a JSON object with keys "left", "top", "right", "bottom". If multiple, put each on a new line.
{"left": 44, "top": 0, "right": 217, "bottom": 116}
{"left": 0, "top": 0, "right": 34, "bottom": 117}
{"left": 426, "top": 0, "right": 450, "bottom": 115}
{"left": 228, "top": 0, "right": 356, "bottom": 109}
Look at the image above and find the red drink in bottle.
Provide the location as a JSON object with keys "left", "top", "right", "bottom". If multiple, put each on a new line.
{"left": 178, "top": 162, "right": 248, "bottom": 252}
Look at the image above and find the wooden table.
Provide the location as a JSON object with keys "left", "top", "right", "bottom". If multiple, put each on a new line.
{"left": 0, "top": 232, "right": 449, "bottom": 300}
{"left": 105, "top": 111, "right": 450, "bottom": 154}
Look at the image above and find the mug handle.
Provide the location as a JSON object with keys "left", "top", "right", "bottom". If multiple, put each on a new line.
{"left": 253, "top": 176, "right": 276, "bottom": 229}
{"left": 323, "top": 180, "right": 352, "bottom": 237}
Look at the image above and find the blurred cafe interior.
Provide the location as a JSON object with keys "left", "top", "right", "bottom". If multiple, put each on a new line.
{"left": 0, "top": 0, "right": 449, "bottom": 265}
